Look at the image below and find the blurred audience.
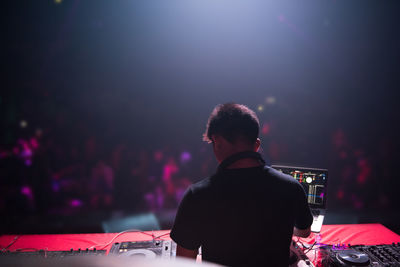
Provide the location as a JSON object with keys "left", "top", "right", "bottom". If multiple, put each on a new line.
{"left": 0, "top": 123, "right": 398, "bottom": 228}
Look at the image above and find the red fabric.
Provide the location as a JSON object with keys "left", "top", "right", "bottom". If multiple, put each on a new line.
{"left": 0, "top": 230, "right": 170, "bottom": 253}
{"left": 1, "top": 224, "right": 399, "bottom": 253}
{"left": 300, "top": 223, "right": 400, "bottom": 245}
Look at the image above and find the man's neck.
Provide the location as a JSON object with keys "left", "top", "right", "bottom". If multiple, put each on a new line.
{"left": 226, "top": 157, "right": 263, "bottom": 169}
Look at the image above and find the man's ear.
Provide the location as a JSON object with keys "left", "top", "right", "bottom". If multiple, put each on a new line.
{"left": 254, "top": 138, "right": 261, "bottom": 152}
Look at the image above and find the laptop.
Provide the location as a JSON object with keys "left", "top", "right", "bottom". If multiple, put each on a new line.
{"left": 271, "top": 165, "right": 328, "bottom": 233}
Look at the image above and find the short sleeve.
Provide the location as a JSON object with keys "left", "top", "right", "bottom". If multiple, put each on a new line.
{"left": 170, "top": 187, "right": 202, "bottom": 250}
{"left": 294, "top": 183, "right": 313, "bottom": 230}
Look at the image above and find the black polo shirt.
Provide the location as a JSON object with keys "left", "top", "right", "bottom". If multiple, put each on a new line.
{"left": 170, "top": 165, "right": 313, "bottom": 267}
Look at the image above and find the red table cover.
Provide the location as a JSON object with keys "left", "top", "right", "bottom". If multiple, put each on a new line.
{"left": 300, "top": 223, "right": 400, "bottom": 246}
{"left": 0, "top": 230, "right": 171, "bottom": 252}
{"left": 1, "top": 224, "right": 399, "bottom": 253}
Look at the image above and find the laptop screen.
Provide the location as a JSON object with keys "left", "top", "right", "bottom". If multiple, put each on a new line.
{"left": 271, "top": 165, "right": 328, "bottom": 209}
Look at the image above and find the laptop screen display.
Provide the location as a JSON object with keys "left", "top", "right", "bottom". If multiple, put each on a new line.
{"left": 271, "top": 165, "right": 328, "bottom": 209}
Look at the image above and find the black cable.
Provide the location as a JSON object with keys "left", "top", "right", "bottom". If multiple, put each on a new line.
{"left": 0, "top": 235, "right": 19, "bottom": 252}
{"left": 153, "top": 233, "right": 170, "bottom": 240}
{"left": 303, "top": 241, "right": 317, "bottom": 253}
{"left": 14, "top": 248, "right": 42, "bottom": 252}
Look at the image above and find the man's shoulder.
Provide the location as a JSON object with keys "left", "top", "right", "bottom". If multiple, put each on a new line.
{"left": 264, "top": 166, "right": 303, "bottom": 188}
{"left": 186, "top": 166, "right": 302, "bottom": 196}
{"left": 187, "top": 176, "right": 213, "bottom": 195}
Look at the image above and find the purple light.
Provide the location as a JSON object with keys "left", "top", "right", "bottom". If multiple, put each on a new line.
{"left": 21, "top": 186, "right": 33, "bottom": 199}
{"left": 52, "top": 181, "right": 60, "bottom": 192}
{"left": 70, "top": 199, "right": 82, "bottom": 207}
{"left": 21, "top": 148, "right": 32, "bottom": 158}
{"left": 180, "top": 151, "right": 192, "bottom": 163}
{"left": 30, "top": 138, "right": 39, "bottom": 149}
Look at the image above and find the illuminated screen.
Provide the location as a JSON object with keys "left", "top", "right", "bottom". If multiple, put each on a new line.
{"left": 272, "top": 166, "right": 328, "bottom": 208}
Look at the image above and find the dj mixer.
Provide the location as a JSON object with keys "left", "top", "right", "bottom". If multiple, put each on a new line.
{"left": 320, "top": 243, "right": 400, "bottom": 266}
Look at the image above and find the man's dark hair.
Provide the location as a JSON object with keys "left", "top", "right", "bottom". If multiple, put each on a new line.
{"left": 203, "top": 103, "right": 260, "bottom": 145}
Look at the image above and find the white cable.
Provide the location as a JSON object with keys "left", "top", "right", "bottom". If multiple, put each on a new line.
{"left": 88, "top": 229, "right": 155, "bottom": 250}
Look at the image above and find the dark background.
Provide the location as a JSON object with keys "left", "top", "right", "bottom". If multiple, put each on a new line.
{"left": 1, "top": 0, "right": 399, "bottom": 234}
